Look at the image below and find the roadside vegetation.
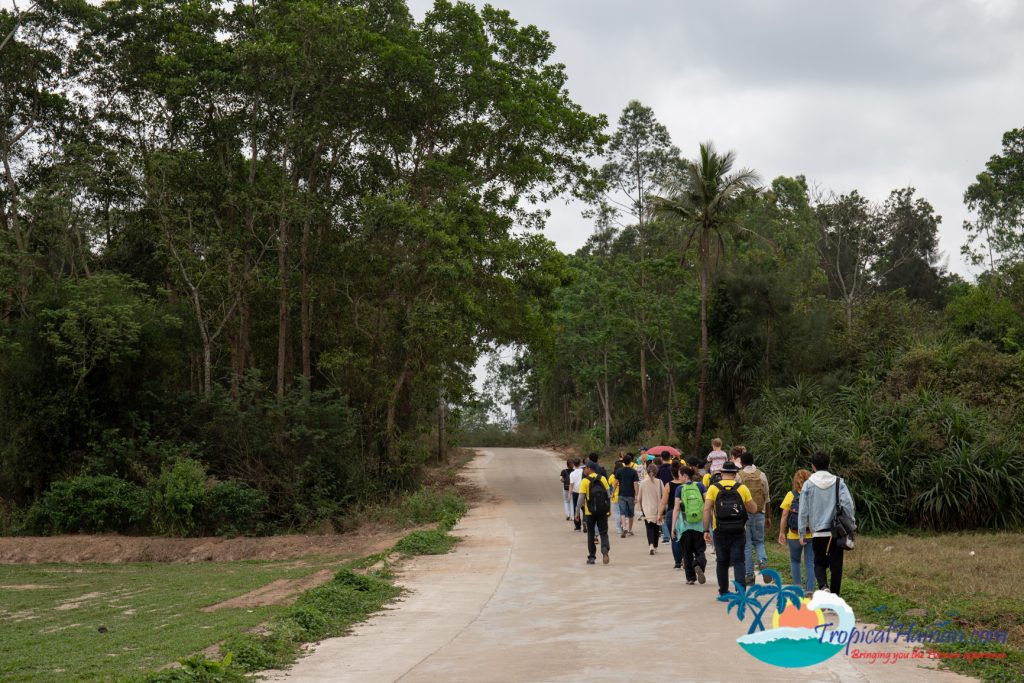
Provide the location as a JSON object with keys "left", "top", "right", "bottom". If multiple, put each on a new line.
{"left": 765, "top": 533, "right": 1024, "bottom": 682}
{"left": 0, "top": 484, "right": 468, "bottom": 683}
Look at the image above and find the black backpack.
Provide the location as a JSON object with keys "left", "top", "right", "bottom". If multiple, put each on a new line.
{"left": 710, "top": 471, "right": 723, "bottom": 485}
{"left": 713, "top": 482, "right": 747, "bottom": 533}
{"left": 587, "top": 476, "right": 611, "bottom": 517}
{"left": 787, "top": 489, "right": 800, "bottom": 533}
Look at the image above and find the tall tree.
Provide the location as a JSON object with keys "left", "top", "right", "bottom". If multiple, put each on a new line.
{"left": 963, "top": 127, "right": 1024, "bottom": 271}
{"left": 587, "top": 100, "right": 678, "bottom": 424}
{"left": 874, "top": 187, "right": 946, "bottom": 306}
{"left": 650, "top": 141, "right": 759, "bottom": 455}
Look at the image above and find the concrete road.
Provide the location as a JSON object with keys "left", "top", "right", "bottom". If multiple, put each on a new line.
{"left": 274, "top": 448, "right": 971, "bottom": 683}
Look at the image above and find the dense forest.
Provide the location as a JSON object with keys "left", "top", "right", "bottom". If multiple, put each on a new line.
{"left": 3, "top": 1, "right": 1022, "bottom": 538}
{"left": 478, "top": 102, "right": 1024, "bottom": 533}
{"left": 0, "top": 0, "right": 603, "bottom": 535}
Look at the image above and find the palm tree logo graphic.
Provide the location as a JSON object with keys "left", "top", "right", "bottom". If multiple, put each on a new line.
{"left": 718, "top": 570, "right": 855, "bottom": 668}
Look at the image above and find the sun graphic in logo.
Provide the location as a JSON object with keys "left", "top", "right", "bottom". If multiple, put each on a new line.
{"left": 771, "top": 597, "right": 827, "bottom": 630}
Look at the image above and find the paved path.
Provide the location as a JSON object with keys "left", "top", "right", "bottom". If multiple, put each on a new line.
{"left": 274, "top": 448, "right": 970, "bottom": 682}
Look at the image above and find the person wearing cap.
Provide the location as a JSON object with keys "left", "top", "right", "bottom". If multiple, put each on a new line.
{"left": 575, "top": 462, "right": 612, "bottom": 565}
{"left": 702, "top": 461, "right": 757, "bottom": 595}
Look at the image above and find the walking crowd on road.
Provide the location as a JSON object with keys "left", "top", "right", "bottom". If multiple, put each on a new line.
{"left": 564, "top": 440, "right": 856, "bottom": 597}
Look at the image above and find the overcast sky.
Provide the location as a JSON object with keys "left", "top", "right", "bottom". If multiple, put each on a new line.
{"left": 409, "top": 0, "right": 1024, "bottom": 277}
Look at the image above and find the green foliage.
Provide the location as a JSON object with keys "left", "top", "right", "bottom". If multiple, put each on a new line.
{"left": 207, "top": 481, "right": 268, "bottom": 536}
{"left": 18, "top": 474, "right": 146, "bottom": 534}
{"left": 135, "top": 653, "right": 246, "bottom": 683}
{"left": 1, "top": 0, "right": 598, "bottom": 536}
{"left": 224, "top": 569, "right": 402, "bottom": 673}
{"left": 749, "top": 377, "right": 1024, "bottom": 532}
{"left": 395, "top": 488, "right": 467, "bottom": 532}
{"left": 149, "top": 458, "right": 209, "bottom": 537}
{"left": 395, "top": 529, "right": 459, "bottom": 556}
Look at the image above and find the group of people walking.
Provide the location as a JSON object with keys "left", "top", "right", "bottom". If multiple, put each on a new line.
{"left": 559, "top": 441, "right": 856, "bottom": 596}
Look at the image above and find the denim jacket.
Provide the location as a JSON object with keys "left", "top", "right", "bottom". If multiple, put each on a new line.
{"left": 797, "top": 471, "right": 855, "bottom": 540}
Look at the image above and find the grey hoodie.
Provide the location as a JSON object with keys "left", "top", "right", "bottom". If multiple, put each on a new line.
{"left": 797, "top": 470, "right": 855, "bottom": 541}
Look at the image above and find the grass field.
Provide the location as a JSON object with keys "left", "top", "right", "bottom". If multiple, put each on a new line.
{"left": 765, "top": 532, "right": 1024, "bottom": 682}
{"left": 0, "top": 556, "right": 351, "bottom": 682}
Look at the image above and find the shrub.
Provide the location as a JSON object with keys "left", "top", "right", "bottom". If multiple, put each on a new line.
{"left": 19, "top": 475, "right": 147, "bottom": 534}
{"left": 395, "top": 529, "right": 458, "bottom": 556}
{"left": 207, "top": 481, "right": 267, "bottom": 536}
{"left": 149, "top": 458, "right": 208, "bottom": 537}
{"left": 396, "top": 488, "right": 466, "bottom": 531}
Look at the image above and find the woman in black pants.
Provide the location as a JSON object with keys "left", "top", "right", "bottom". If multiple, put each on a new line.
{"left": 637, "top": 463, "right": 665, "bottom": 555}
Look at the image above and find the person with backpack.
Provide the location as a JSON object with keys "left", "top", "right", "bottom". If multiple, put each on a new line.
{"left": 560, "top": 460, "right": 575, "bottom": 521}
{"left": 661, "top": 463, "right": 686, "bottom": 569}
{"left": 737, "top": 451, "right": 772, "bottom": 586}
{"left": 798, "top": 451, "right": 856, "bottom": 595}
{"left": 702, "top": 461, "right": 757, "bottom": 596}
{"left": 671, "top": 466, "right": 707, "bottom": 585}
{"left": 575, "top": 462, "right": 612, "bottom": 565}
{"left": 778, "top": 468, "right": 815, "bottom": 593}
{"left": 637, "top": 463, "right": 665, "bottom": 555}
{"left": 615, "top": 454, "right": 640, "bottom": 538}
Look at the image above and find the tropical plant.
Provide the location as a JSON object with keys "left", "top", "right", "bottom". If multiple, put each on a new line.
{"left": 650, "top": 142, "right": 760, "bottom": 455}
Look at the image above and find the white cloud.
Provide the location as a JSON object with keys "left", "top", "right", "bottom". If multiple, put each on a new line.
{"left": 408, "top": 0, "right": 1024, "bottom": 276}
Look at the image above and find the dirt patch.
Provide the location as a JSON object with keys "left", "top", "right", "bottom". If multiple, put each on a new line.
{"left": 0, "top": 584, "right": 54, "bottom": 590}
{"left": 55, "top": 591, "right": 104, "bottom": 611}
{"left": 201, "top": 569, "right": 335, "bottom": 612}
{"left": 0, "top": 527, "right": 406, "bottom": 565}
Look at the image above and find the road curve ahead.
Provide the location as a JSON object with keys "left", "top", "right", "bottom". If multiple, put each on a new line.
{"left": 273, "top": 448, "right": 970, "bottom": 683}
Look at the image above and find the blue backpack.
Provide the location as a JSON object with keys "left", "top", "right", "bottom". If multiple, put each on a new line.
{"left": 787, "top": 489, "right": 800, "bottom": 533}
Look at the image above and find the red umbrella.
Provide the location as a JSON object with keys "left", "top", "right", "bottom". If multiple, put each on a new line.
{"left": 648, "top": 445, "right": 681, "bottom": 457}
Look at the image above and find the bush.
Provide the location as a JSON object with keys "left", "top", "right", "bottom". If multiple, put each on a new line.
{"left": 207, "top": 481, "right": 267, "bottom": 536}
{"left": 394, "top": 528, "right": 458, "bottom": 556}
{"left": 19, "top": 475, "right": 147, "bottom": 534}
{"left": 149, "top": 458, "right": 208, "bottom": 537}
{"left": 396, "top": 488, "right": 466, "bottom": 531}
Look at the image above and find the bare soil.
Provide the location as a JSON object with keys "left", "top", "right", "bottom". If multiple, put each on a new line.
{"left": 201, "top": 569, "right": 336, "bottom": 611}
{"left": 0, "top": 526, "right": 405, "bottom": 565}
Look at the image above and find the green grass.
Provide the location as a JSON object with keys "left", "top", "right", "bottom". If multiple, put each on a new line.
{"left": 1, "top": 480, "right": 471, "bottom": 682}
{"left": 394, "top": 529, "right": 459, "bottom": 556}
{"left": 0, "top": 557, "right": 349, "bottom": 682}
{"left": 217, "top": 569, "right": 402, "bottom": 676}
{"left": 765, "top": 534, "right": 1024, "bottom": 682}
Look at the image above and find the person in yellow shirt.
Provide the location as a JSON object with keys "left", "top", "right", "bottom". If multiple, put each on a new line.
{"left": 609, "top": 459, "right": 622, "bottom": 536}
{"left": 702, "top": 462, "right": 757, "bottom": 596}
{"left": 575, "top": 463, "right": 612, "bottom": 565}
{"left": 778, "top": 468, "right": 815, "bottom": 593}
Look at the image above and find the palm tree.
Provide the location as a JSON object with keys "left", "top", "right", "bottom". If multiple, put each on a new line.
{"left": 718, "top": 581, "right": 767, "bottom": 632}
{"left": 650, "top": 142, "right": 759, "bottom": 456}
{"left": 745, "top": 569, "right": 805, "bottom": 634}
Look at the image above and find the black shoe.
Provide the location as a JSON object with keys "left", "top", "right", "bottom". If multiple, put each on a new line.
{"left": 674, "top": 563, "right": 682, "bottom": 569}
{"left": 696, "top": 566, "right": 706, "bottom": 584}
{"left": 602, "top": 551, "right": 609, "bottom": 565}
{"left": 587, "top": 557, "right": 596, "bottom": 565}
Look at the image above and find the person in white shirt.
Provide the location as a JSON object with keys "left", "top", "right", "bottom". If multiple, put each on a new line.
{"left": 568, "top": 458, "right": 584, "bottom": 531}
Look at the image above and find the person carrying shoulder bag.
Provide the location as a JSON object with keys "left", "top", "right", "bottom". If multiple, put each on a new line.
{"left": 797, "top": 451, "right": 856, "bottom": 595}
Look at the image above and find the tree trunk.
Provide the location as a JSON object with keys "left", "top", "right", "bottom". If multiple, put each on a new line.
{"left": 640, "top": 346, "right": 649, "bottom": 424}
{"left": 693, "top": 229, "right": 710, "bottom": 457}
{"left": 385, "top": 366, "right": 410, "bottom": 462}
{"left": 300, "top": 215, "right": 312, "bottom": 394}
{"left": 437, "top": 387, "right": 446, "bottom": 462}
{"left": 276, "top": 215, "right": 290, "bottom": 398}
{"left": 603, "top": 351, "right": 611, "bottom": 449}
{"left": 666, "top": 371, "right": 675, "bottom": 441}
